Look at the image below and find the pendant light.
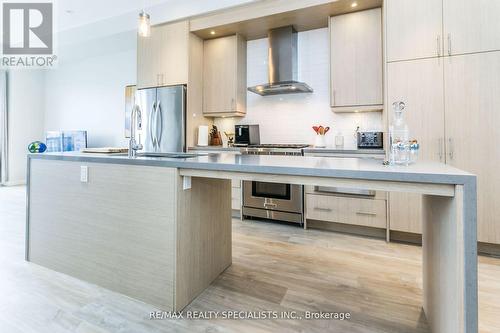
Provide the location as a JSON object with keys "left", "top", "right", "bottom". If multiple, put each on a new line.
{"left": 138, "top": 9, "right": 151, "bottom": 37}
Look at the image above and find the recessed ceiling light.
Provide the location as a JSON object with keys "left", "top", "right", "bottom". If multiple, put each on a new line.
{"left": 351, "top": 2, "right": 358, "bottom": 8}
{"left": 210, "top": 30, "right": 216, "bottom": 35}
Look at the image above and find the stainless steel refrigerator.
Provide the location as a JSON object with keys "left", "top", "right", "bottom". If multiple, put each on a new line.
{"left": 133, "top": 85, "right": 186, "bottom": 153}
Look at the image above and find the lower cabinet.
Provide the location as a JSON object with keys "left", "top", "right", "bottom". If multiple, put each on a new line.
{"left": 388, "top": 193, "right": 422, "bottom": 234}
{"left": 306, "top": 193, "right": 387, "bottom": 229}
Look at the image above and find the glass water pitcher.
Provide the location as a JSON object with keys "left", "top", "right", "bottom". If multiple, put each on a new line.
{"left": 389, "top": 101, "right": 410, "bottom": 165}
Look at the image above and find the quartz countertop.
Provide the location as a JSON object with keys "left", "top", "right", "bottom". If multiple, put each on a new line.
{"left": 189, "top": 146, "right": 385, "bottom": 155}
{"left": 29, "top": 152, "right": 474, "bottom": 185}
{"left": 302, "top": 148, "right": 385, "bottom": 155}
{"left": 188, "top": 146, "right": 241, "bottom": 152}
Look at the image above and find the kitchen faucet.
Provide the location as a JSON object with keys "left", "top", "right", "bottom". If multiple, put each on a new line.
{"left": 128, "top": 105, "right": 143, "bottom": 158}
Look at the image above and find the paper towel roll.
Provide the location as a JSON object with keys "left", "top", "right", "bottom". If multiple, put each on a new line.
{"left": 197, "top": 125, "right": 209, "bottom": 146}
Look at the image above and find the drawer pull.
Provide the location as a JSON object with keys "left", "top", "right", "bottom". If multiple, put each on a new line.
{"left": 356, "top": 212, "right": 377, "bottom": 216}
{"left": 314, "top": 207, "right": 332, "bottom": 212}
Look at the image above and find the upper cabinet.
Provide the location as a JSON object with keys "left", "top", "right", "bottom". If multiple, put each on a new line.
{"left": 203, "top": 34, "right": 247, "bottom": 117}
{"left": 443, "top": 0, "right": 500, "bottom": 56}
{"left": 137, "top": 21, "right": 189, "bottom": 89}
{"left": 329, "top": 8, "right": 383, "bottom": 112}
{"left": 386, "top": 0, "right": 500, "bottom": 62}
{"left": 386, "top": 0, "right": 443, "bottom": 62}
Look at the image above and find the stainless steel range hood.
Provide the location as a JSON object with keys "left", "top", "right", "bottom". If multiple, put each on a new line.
{"left": 248, "top": 26, "right": 313, "bottom": 96}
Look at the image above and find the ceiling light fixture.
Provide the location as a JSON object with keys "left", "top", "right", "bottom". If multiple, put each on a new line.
{"left": 210, "top": 30, "right": 216, "bottom": 35}
{"left": 351, "top": 2, "right": 358, "bottom": 8}
{"left": 138, "top": 10, "right": 151, "bottom": 37}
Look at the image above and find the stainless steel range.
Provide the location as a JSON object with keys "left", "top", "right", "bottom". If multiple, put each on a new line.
{"left": 242, "top": 144, "right": 308, "bottom": 224}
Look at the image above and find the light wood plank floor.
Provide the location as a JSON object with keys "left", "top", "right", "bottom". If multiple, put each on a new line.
{"left": 1, "top": 186, "right": 499, "bottom": 333}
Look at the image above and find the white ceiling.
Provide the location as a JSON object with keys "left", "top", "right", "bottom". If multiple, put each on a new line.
{"left": 57, "top": 0, "right": 177, "bottom": 31}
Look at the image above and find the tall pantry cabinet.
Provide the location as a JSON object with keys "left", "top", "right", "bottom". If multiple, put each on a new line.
{"left": 385, "top": 0, "right": 500, "bottom": 245}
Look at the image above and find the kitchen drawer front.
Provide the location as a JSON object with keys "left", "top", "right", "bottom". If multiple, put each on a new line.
{"left": 231, "top": 188, "right": 241, "bottom": 210}
{"left": 304, "top": 185, "right": 387, "bottom": 200}
{"left": 306, "top": 194, "right": 386, "bottom": 228}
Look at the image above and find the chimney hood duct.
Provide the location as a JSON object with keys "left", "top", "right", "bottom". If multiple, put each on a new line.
{"left": 248, "top": 26, "right": 313, "bottom": 96}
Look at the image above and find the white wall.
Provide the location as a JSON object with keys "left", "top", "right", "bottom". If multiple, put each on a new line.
{"left": 44, "top": 30, "right": 137, "bottom": 148}
{"left": 215, "top": 28, "right": 383, "bottom": 148}
{"left": 7, "top": 70, "right": 45, "bottom": 184}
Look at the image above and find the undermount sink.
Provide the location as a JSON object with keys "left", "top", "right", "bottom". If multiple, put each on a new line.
{"left": 136, "top": 152, "right": 205, "bottom": 159}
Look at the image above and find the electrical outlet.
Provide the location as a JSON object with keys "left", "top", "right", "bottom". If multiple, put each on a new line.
{"left": 80, "top": 166, "right": 88, "bottom": 183}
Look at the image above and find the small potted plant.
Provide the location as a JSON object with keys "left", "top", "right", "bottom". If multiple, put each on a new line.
{"left": 312, "top": 125, "right": 330, "bottom": 148}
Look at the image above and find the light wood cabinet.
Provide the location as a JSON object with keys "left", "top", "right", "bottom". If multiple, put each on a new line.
{"left": 306, "top": 194, "right": 387, "bottom": 229}
{"left": 137, "top": 21, "right": 189, "bottom": 89}
{"left": 386, "top": 0, "right": 500, "bottom": 62}
{"left": 444, "top": 51, "right": 500, "bottom": 244}
{"left": 386, "top": 1, "right": 500, "bottom": 246}
{"left": 387, "top": 58, "right": 445, "bottom": 234}
{"left": 443, "top": 0, "right": 500, "bottom": 56}
{"left": 386, "top": 0, "right": 443, "bottom": 62}
{"left": 329, "top": 8, "right": 383, "bottom": 112}
{"left": 203, "top": 34, "right": 246, "bottom": 117}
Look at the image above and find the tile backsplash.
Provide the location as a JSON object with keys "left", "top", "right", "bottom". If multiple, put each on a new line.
{"left": 214, "top": 27, "right": 383, "bottom": 148}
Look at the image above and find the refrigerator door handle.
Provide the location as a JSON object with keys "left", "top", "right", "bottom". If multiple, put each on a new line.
{"left": 156, "top": 101, "right": 163, "bottom": 147}
{"left": 150, "top": 101, "right": 157, "bottom": 149}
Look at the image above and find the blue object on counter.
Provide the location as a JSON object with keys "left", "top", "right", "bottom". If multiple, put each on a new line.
{"left": 45, "top": 130, "right": 87, "bottom": 152}
{"left": 28, "top": 141, "right": 47, "bottom": 153}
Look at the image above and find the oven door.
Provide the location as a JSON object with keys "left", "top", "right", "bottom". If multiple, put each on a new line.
{"left": 243, "top": 181, "right": 303, "bottom": 213}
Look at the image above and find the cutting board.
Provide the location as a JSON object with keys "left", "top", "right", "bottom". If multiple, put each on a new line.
{"left": 81, "top": 147, "right": 129, "bottom": 154}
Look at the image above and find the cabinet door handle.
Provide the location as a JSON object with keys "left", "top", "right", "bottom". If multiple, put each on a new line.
{"left": 437, "top": 35, "right": 441, "bottom": 56}
{"left": 356, "top": 212, "right": 377, "bottom": 217}
{"left": 447, "top": 34, "right": 452, "bottom": 56}
{"left": 314, "top": 207, "right": 332, "bottom": 212}
{"left": 448, "top": 138, "right": 454, "bottom": 160}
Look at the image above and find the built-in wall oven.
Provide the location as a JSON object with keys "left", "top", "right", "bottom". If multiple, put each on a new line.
{"left": 241, "top": 144, "right": 308, "bottom": 224}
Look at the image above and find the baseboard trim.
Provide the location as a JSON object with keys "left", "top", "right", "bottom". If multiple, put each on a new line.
{"left": 478, "top": 242, "right": 500, "bottom": 258}
{"left": 390, "top": 231, "right": 422, "bottom": 245}
{"left": 1, "top": 180, "right": 26, "bottom": 186}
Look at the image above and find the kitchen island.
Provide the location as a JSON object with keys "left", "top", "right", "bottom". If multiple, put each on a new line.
{"left": 26, "top": 152, "right": 477, "bottom": 333}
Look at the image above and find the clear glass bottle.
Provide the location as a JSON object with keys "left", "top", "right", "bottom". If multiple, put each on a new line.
{"left": 389, "top": 101, "right": 410, "bottom": 165}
